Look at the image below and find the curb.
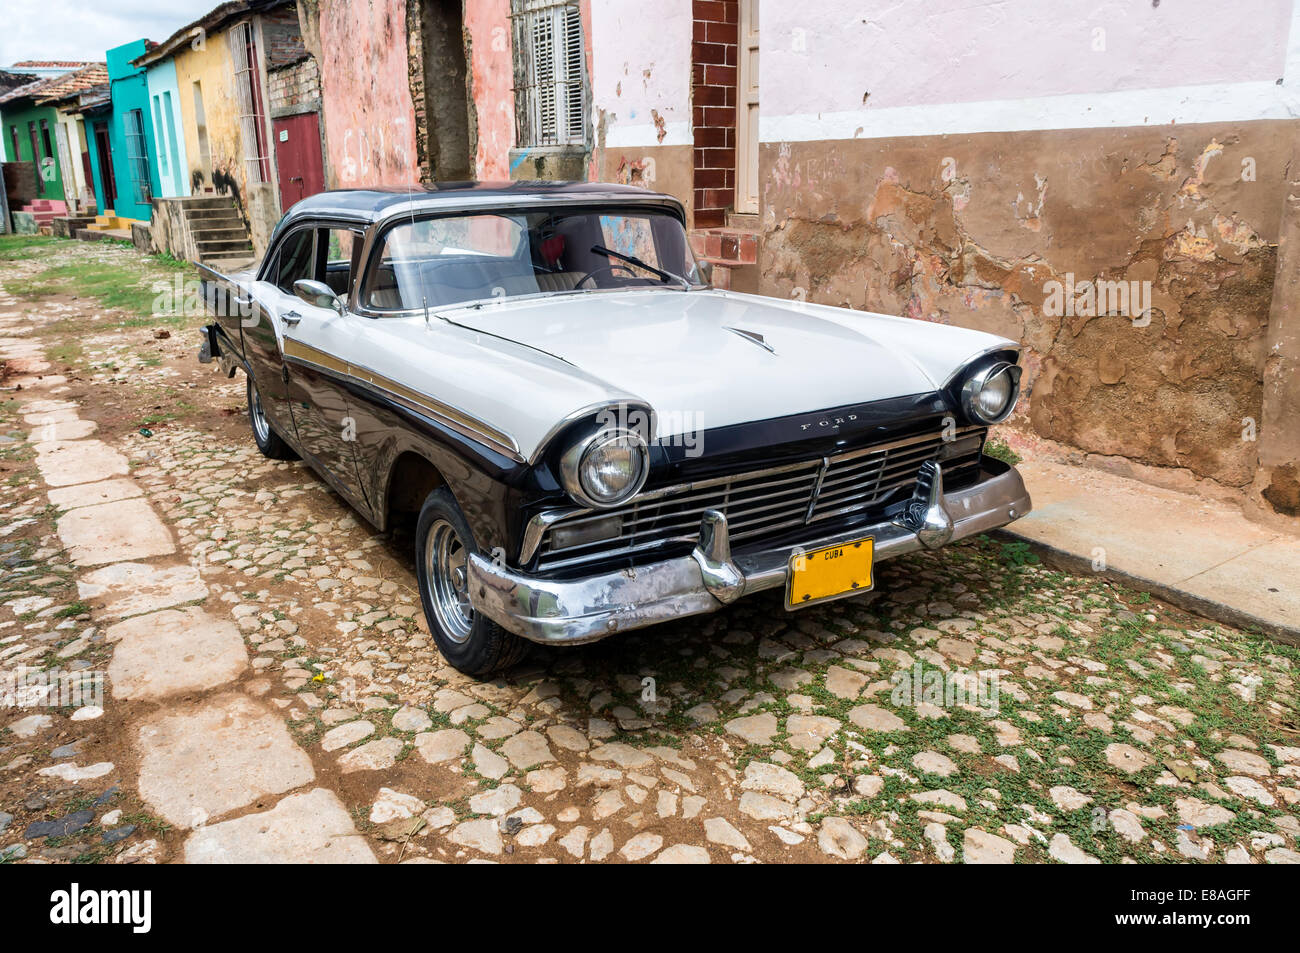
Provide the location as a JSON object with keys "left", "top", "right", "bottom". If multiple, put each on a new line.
{"left": 991, "top": 529, "right": 1300, "bottom": 649}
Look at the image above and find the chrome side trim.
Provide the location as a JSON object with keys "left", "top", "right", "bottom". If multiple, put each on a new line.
{"left": 281, "top": 337, "right": 524, "bottom": 462}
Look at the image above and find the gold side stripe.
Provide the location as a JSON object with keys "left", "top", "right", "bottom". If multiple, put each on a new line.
{"left": 281, "top": 337, "right": 523, "bottom": 461}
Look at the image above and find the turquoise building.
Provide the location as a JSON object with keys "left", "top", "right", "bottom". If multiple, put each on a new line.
{"left": 97, "top": 40, "right": 161, "bottom": 221}
{"left": 144, "top": 58, "right": 189, "bottom": 198}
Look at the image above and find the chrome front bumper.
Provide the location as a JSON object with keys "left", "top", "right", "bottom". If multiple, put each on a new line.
{"left": 468, "top": 461, "right": 1032, "bottom": 645}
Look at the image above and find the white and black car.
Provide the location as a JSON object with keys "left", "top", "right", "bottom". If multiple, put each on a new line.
{"left": 199, "top": 182, "right": 1032, "bottom": 676}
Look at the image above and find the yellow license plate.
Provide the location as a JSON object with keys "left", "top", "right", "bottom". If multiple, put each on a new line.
{"left": 786, "top": 537, "right": 874, "bottom": 609}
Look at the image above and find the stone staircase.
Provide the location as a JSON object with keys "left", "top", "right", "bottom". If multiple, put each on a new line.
{"left": 182, "top": 196, "right": 255, "bottom": 268}
{"left": 81, "top": 211, "right": 134, "bottom": 241}
{"left": 19, "top": 198, "right": 67, "bottom": 230}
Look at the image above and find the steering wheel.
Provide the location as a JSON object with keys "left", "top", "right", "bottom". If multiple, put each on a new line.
{"left": 575, "top": 262, "right": 638, "bottom": 289}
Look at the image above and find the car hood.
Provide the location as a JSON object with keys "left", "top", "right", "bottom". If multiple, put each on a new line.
{"left": 439, "top": 289, "right": 1015, "bottom": 440}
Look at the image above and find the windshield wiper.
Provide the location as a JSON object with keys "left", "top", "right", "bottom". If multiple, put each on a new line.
{"left": 590, "top": 244, "right": 692, "bottom": 290}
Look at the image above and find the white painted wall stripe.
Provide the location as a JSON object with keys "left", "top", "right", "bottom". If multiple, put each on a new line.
{"left": 760, "top": 1, "right": 1300, "bottom": 141}
{"left": 759, "top": 80, "right": 1300, "bottom": 142}
{"left": 602, "top": 120, "right": 693, "bottom": 149}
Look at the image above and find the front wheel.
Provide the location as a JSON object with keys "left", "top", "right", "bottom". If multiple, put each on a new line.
{"left": 246, "top": 375, "right": 296, "bottom": 460}
{"left": 415, "top": 487, "right": 528, "bottom": 677}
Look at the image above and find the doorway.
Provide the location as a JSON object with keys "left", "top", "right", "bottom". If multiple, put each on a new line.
{"left": 272, "top": 112, "right": 326, "bottom": 211}
{"left": 193, "top": 81, "right": 212, "bottom": 190}
{"left": 92, "top": 120, "right": 116, "bottom": 210}
{"left": 418, "top": 0, "right": 472, "bottom": 181}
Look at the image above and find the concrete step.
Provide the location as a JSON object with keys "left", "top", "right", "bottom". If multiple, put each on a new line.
{"left": 701, "top": 259, "right": 759, "bottom": 294}
{"left": 196, "top": 238, "right": 254, "bottom": 254}
{"left": 200, "top": 253, "right": 258, "bottom": 270}
{"left": 184, "top": 207, "right": 242, "bottom": 222}
{"left": 690, "top": 226, "right": 759, "bottom": 265}
{"left": 175, "top": 196, "right": 238, "bottom": 210}
{"left": 191, "top": 227, "right": 250, "bottom": 241}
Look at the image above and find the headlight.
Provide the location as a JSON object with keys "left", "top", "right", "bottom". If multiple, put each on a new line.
{"left": 960, "top": 360, "right": 1022, "bottom": 425}
{"left": 559, "top": 428, "right": 650, "bottom": 508}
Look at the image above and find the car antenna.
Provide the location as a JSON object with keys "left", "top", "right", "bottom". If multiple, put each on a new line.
{"left": 408, "top": 181, "right": 433, "bottom": 330}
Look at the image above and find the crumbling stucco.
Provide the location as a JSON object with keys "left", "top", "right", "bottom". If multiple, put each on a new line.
{"left": 759, "top": 125, "right": 1286, "bottom": 495}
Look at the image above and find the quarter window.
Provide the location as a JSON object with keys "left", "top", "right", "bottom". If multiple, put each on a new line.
{"left": 320, "top": 228, "right": 364, "bottom": 299}
{"left": 274, "top": 229, "right": 316, "bottom": 295}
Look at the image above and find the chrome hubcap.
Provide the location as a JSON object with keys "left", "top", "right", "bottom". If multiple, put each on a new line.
{"left": 424, "top": 519, "right": 474, "bottom": 643}
{"left": 250, "top": 383, "right": 270, "bottom": 444}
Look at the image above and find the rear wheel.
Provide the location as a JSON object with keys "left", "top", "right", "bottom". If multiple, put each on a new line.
{"left": 415, "top": 487, "right": 528, "bottom": 677}
{"left": 246, "top": 375, "right": 296, "bottom": 460}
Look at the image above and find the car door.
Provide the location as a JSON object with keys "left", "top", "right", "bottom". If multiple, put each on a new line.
{"left": 280, "top": 225, "right": 371, "bottom": 509}
{"left": 241, "top": 226, "right": 316, "bottom": 446}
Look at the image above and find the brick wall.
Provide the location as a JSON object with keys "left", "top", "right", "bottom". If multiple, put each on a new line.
{"left": 268, "top": 56, "right": 321, "bottom": 113}
{"left": 691, "top": 0, "right": 736, "bottom": 228}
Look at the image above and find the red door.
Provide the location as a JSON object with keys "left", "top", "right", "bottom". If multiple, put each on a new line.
{"left": 273, "top": 112, "right": 325, "bottom": 212}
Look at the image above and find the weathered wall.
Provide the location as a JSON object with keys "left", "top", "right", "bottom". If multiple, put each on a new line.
{"left": 267, "top": 54, "right": 320, "bottom": 115}
{"left": 754, "top": 0, "right": 1300, "bottom": 511}
{"left": 0, "top": 102, "right": 65, "bottom": 202}
{"left": 465, "top": 0, "right": 512, "bottom": 180}
{"left": 144, "top": 60, "right": 189, "bottom": 198}
{"left": 172, "top": 32, "right": 243, "bottom": 202}
{"left": 761, "top": 127, "right": 1280, "bottom": 492}
{"left": 590, "top": 0, "right": 694, "bottom": 214}
{"left": 312, "top": 0, "right": 418, "bottom": 187}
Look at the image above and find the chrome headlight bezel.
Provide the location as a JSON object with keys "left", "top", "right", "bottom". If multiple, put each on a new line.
{"left": 960, "top": 360, "right": 1022, "bottom": 425}
{"left": 559, "top": 427, "right": 651, "bottom": 509}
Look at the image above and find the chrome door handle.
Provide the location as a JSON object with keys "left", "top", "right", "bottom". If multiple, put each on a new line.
{"left": 282, "top": 311, "right": 302, "bottom": 326}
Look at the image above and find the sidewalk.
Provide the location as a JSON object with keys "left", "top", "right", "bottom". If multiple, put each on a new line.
{"left": 1001, "top": 459, "right": 1300, "bottom": 646}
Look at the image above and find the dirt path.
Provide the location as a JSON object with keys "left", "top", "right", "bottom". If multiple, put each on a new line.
{"left": 2, "top": 237, "right": 1298, "bottom": 864}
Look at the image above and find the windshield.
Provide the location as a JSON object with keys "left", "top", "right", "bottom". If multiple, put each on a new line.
{"left": 361, "top": 206, "right": 703, "bottom": 312}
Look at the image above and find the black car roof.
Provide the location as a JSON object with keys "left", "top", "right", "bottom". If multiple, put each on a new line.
{"left": 266, "top": 181, "right": 686, "bottom": 252}
{"left": 283, "top": 181, "right": 679, "bottom": 221}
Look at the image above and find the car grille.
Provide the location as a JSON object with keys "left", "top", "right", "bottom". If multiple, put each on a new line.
{"left": 531, "top": 426, "right": 987, "bottom": 571}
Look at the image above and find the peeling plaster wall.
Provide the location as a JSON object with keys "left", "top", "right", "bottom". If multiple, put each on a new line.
{"left": 753, "top": 0, "right": 1300, "bottom": 507}
{"left": 760, "top": 127, "right": 1282, "bottom": 492}
{"left": 172, "top": 36, "right": 243, "bottom": 203}
{"left": 465, "top": 0, "right": 513, "bottom": 180}
{"left": 314, "top": 0, "right": 418, "bottom": 186}
{"left": 590, "top": 0, "right": 694, "bottom": 214}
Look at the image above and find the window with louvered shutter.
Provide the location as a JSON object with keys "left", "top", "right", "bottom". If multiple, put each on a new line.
{"left": 514, "top": 0, "right": 587, "bottom": 148}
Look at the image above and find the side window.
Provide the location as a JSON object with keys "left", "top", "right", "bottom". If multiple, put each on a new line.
{"left": 275, "top": 229, "right": 315, "bottom": 294}
{"left": 319, "top": 228, "right": 363, "bottom": 299}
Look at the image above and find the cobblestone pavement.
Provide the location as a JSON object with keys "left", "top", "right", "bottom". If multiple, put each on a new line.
{"left": 2, "top": 237, "right": 1298, "bottom": 864}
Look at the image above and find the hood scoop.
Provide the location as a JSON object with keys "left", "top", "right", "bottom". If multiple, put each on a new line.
{"left": 724, "top": 326, "right": 776, "bottom": 354}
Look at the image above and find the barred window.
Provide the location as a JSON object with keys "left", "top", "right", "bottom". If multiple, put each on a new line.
{"left": 122, "top": 109, "right": 152, "bottom": 205}
{"left": 512, "top": 0, "right": 586, "bottom": 148}
{"left": 229, "top": 21, "right": 271, "bottom": 184}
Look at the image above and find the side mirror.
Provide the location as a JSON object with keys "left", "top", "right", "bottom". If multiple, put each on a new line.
{"left": 697, "top": 260, "right": 714, "bottom": 287}
{"left": 294, "top": 279, "right": 346, "bottom": 316}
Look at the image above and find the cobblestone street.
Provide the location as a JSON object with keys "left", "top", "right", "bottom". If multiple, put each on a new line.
{"left": 2, "top": 238, "right": 1298, "bottom": 864}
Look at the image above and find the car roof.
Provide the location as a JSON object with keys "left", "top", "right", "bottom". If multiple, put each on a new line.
{"left": 280, "top": 181, "right": 683, "bottom": 225}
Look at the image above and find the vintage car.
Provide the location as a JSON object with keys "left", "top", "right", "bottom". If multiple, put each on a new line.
{"left": 199, "top": 182, "right": 1031, "bottom": 676}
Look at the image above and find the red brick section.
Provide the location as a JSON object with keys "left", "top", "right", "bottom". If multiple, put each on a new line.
{"left": 692, "top": 0, "right": 737, "bottom": 228}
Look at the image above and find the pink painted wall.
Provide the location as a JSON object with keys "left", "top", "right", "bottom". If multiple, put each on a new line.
{"left": 317, "top": 0, "right": 419, "bottom": 186}
{"left": 763, "top": 0, "right": 1293, "bottom": 117}
{"left": 466, "top": 0, "right": 514, "bottom": 180}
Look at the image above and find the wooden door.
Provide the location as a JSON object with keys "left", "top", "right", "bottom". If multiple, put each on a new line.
{"left": 272, "top": 112, "right": 325, "bottom": 213}
{"left": 93, "top": 121, "right": 116, "bottom": 210}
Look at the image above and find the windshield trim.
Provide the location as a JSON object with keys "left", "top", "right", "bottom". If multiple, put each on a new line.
{"left": 352, "top": 203, "right": 704, "bottom": 320}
